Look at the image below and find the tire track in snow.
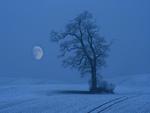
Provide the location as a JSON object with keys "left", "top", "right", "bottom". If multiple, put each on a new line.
{"left": 87, "top": 95, "right": 139, "bottom": 113}
{"left": 97, "top": 95, "right": 141, "bottom": 113}
{"left": 87, "top": 96, "right": 127, "bottom": 113}
{"left": 97, "top": 97, "right": 128, "bottom": 113}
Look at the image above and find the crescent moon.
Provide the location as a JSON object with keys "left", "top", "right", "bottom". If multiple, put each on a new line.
{"left": 33, "top": 46, "right": 44, "bottom": 60}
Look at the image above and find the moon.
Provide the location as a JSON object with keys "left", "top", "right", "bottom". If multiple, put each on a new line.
{"left": 33, "top": 46, "right": 44, "bottom": 60}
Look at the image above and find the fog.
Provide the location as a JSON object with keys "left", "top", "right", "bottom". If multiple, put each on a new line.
{"left": 0, "top": 0, "right": 149, "bottom": 83}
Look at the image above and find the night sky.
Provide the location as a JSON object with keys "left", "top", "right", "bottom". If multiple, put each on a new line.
{"left": 0, "top": 0, "right": 150, "bottom": 82}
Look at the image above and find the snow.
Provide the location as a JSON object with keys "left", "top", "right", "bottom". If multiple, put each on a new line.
{"left": 0, "top": 74, "right": 150, "bottom": 113}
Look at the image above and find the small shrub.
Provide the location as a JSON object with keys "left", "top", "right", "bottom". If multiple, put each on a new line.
{"left": 97, "top": 79, "right": 115, "bottom": 93}
{"left": 89, "top": 78, "right": 115, "bottom": 93}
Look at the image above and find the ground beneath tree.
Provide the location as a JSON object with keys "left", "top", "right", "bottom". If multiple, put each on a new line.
{"left": 0, "top": 74, "right": 150, "bottom": 113}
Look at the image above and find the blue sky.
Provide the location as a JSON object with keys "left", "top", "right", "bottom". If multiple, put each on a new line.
{"left": 0, "top": 0, "right": 150, "bottom": 82}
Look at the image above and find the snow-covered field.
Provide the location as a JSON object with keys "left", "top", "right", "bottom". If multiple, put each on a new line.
{"left": 0, "top": 74, "right": 150, "bottom": 113}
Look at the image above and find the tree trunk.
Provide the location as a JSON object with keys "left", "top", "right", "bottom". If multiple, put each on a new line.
{"left": 90, "top": 62, "right": 97, "bottom": 92}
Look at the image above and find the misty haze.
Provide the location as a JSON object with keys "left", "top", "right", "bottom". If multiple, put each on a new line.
{"left": 0, "top": 0, "right": 150, "bottom": 113}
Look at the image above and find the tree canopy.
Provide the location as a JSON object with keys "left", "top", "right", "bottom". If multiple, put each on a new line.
{"left": 50, "top": 11, "right": 110, "bottom": 91}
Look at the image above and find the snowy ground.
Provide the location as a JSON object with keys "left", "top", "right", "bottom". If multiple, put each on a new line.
{"left": 0, "top": 74, "right": 150, "bottom": 113}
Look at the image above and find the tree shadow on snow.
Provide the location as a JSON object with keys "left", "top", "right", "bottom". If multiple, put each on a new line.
{"left": 50, "top": 90, "right": 103, "bottom": 95}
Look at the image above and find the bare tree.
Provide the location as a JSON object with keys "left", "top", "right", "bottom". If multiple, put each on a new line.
{"left": 50, "top": 11, "right": 110, "bottom": 92}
